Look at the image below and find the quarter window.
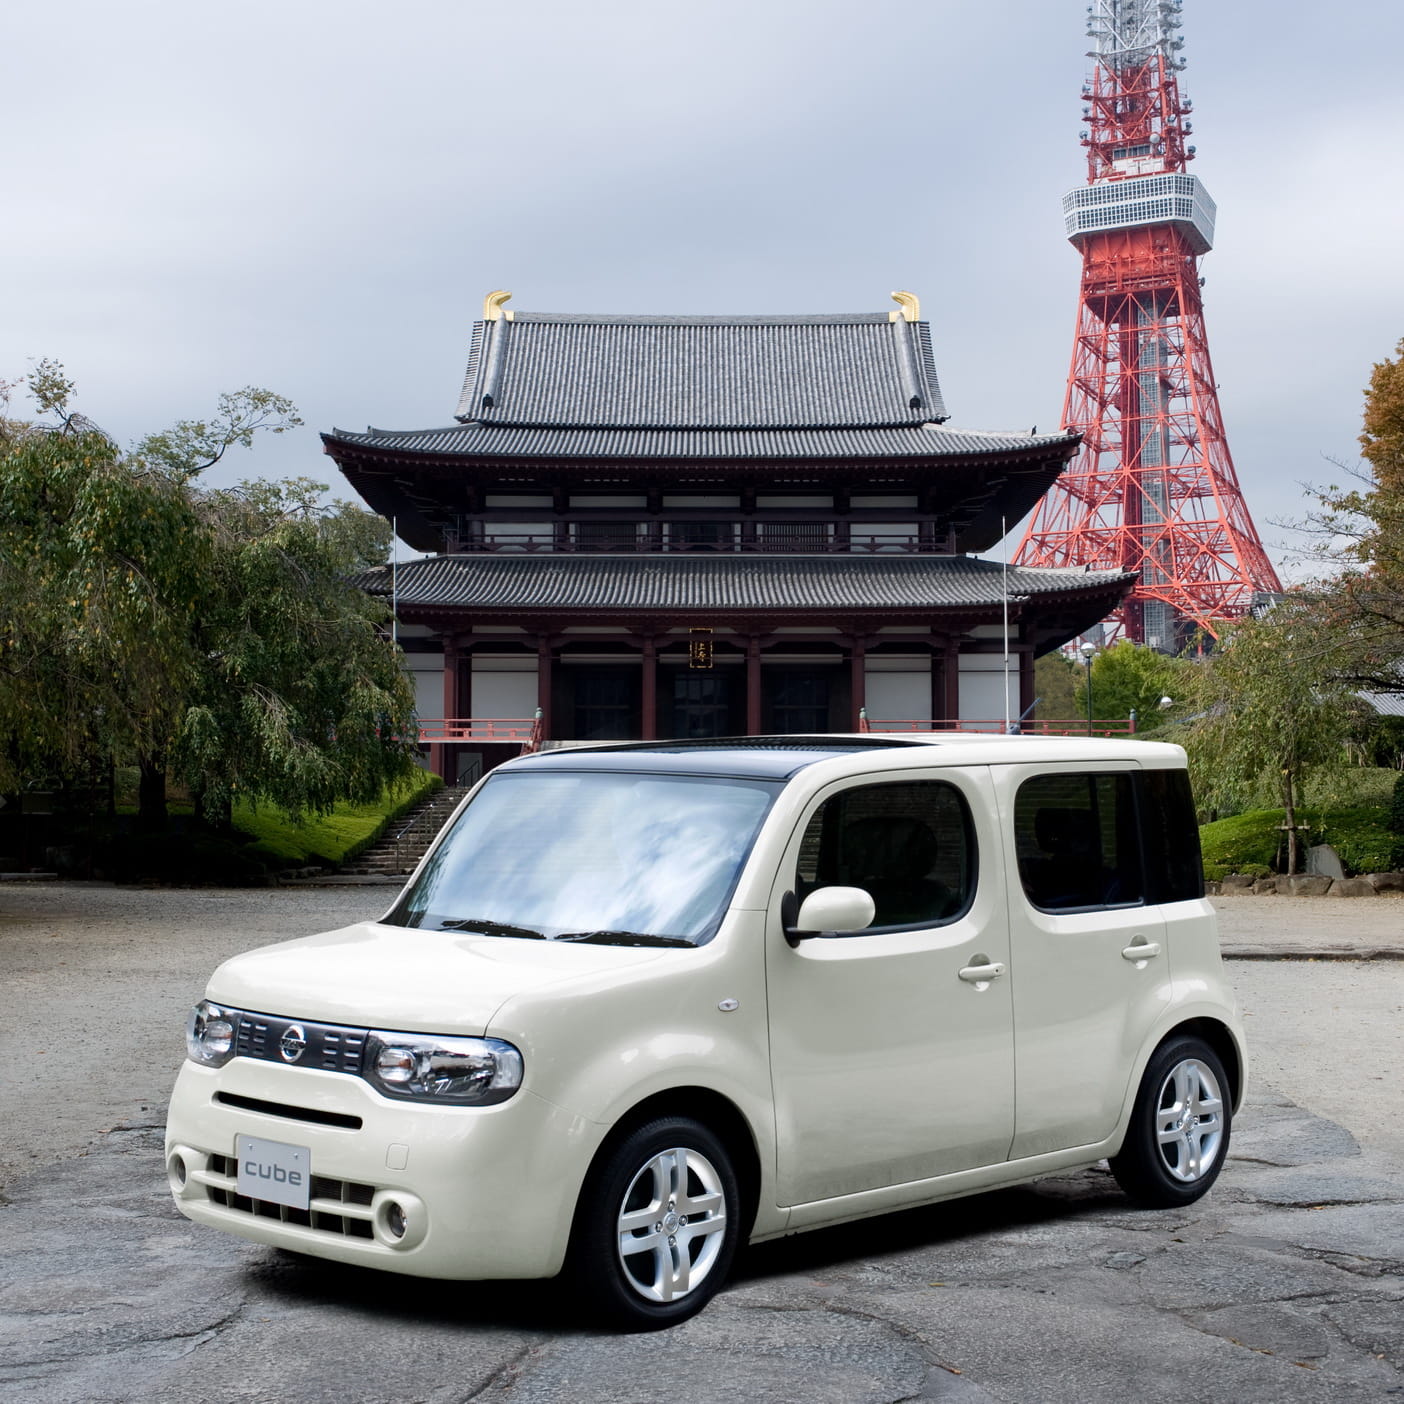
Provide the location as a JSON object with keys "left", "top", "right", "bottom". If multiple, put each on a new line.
{"left": 796, "top": 781, "right": 975, "bottom": 929}
{"left": 1015, "top": 773, "right": 1143, "bottom": 911}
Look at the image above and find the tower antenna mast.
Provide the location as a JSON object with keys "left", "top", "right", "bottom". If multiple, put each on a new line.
{"left": 1014, "top": 0, "right": 1280, "bottom": 649}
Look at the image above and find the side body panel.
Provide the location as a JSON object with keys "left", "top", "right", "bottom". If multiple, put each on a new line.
{"left": 763, "top": 766, "right": 1016, "bottom": 1204}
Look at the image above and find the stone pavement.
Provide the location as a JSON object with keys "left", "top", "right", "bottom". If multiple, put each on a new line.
{"left": 2, "top": 1091, "right": 1401, "bottom": 1402}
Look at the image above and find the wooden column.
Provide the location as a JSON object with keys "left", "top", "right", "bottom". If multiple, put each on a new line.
{"left": 849, "top": 636, "right": 866, "bottom": 730}
{"left": 943, "top": 640, "right": 961, "bottom": 724}
{"left": 746, "top": 635, "right": 762, "bottom": 735}
{"left": 537, "top": 637, "right": 553, "bottom": 740}
{"left": 1019, "top": 643, "right": 1035, "bottom": 726}
{"left": 431, "top": 642, "right": 460, "bottom": 779}
{"left": 641, "top": 636, "right": 657, "bottom": 740}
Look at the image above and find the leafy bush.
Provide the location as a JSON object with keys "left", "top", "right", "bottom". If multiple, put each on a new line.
{"left": 234, "top": 769, "right": 441, "bottom": 868}
{"left": 1200, "top": 804, "right": 1403, "bottom": 878}
{"left": 1391, "top": 772, "right": 1404, "bottom": 836}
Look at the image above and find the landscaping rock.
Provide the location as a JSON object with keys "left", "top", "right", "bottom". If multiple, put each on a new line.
{"left": 1221, "top": 873, "right": 1257, "bottom": 893}
{"left": 1306, "top": 843, "right": 1346, "bottom": 880}
{"left": 1366, "top": 871, "right": 1404, "bottom": 892}
{"left": 1327, "top": 877, "right": 1377, "bottom": 898}
{"left": 1288, "top": 874, "right": 1333, "bottom": 896}
{"left": 1204, "top": 880, "right": 1221, "bottom": 895}
{"left": 1253, "top": 876, "right": 1285, "bottom": 895}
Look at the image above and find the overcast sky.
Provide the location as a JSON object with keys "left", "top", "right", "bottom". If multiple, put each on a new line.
{"left": 5, "top": 1, "right": 1401, "bottom": 575}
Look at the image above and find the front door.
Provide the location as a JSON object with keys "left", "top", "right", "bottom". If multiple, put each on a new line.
{"left": 993, "top": 762, "right": 1171, "bottom": 1160}
{"left": 667, "top": 670, "right": 739, "bottom": 739}
{"left": 571, "top": 667, "right": 638, "bottom": 741}
{"left": 765, "top": 668, "right": 832, "bottom": 733}
{"left": 765, "top": 769, "right": 1015, "bottom": 1206}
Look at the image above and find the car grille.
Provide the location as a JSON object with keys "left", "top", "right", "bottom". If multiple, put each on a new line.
{"left": 234, "top": 1012, "right": 368, "bottom": 1075}
{"left": 202, "top": 1152, "right": 377, "bottom": 1239}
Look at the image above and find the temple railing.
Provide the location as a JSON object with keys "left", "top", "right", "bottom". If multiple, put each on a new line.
{"left": 441, "top": 530, "right": 933, "bottom": 555}
{"left": 418, "top": 713, "right": 544, "bottom": 753}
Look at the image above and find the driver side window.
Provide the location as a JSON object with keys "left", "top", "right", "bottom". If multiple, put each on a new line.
{"left": 795, "top": 781, "right": 976, "bottom": 930}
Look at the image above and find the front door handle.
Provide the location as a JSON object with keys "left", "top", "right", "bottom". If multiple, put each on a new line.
{"left": 958, "top": 960, "right": 1006, "bottom": 984}
{"left": 1121, "top": 940, "right": 1162, "bottom": 962}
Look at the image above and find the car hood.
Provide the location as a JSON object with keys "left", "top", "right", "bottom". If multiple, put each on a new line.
{"left": 206, "top": 921, "right": 671, "bottom": 1034}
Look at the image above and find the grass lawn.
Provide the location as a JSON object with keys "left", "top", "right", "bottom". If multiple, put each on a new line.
{"left": 233, "top": 769, "right": 442, "bottom": 868}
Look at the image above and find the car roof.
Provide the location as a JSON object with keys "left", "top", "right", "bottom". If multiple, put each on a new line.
{"left": 500, "top": 733, "right": 1185, "bottom": 782}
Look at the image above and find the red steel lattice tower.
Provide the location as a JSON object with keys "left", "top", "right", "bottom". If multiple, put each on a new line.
{"left": 1014, "top": 0, "right": 1280, "bottom": 648}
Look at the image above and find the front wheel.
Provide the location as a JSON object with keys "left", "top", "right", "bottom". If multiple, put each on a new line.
{"left": 1110, "top": 1035, "right": 1232, "bottom": 1208}
{"left": 567, "top": 1116, "right": 740, "bottom": 1330}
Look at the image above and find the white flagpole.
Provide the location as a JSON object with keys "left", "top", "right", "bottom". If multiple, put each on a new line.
{"left": 391, "top": 515, "right": 399, "bottom": 647}
{"left": 1002, "top": 517, "right": 1011, "bottom": 731}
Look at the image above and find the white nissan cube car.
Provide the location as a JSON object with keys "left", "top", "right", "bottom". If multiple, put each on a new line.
{"left": 167, "top": 735, "right": 1245, "bottom": 1328}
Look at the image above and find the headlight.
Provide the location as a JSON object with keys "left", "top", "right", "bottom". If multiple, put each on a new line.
{"left": 364, "top": 1031, "right": 523, "bottom": 1106}
{"left": 186, "top": 1000, "right": 237, "bottom": 1067}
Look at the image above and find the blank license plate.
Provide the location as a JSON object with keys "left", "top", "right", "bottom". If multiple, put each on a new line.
{"left": 235, "top": 1134, "right": 311, "bottom": 1211}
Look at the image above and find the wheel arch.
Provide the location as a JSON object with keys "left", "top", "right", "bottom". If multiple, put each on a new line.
{"left": 572, "top": 1086, "right": 764, "bottom": 1243}
{"left": 1160, "top": 1017, "right": 1244, "bottom": 1112}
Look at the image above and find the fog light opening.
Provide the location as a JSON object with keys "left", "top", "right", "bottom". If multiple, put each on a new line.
{"left": 168, "top": 1152, "right": 188, "bottom": 1189}
{"left": 385, "top": 1201, "right": 407, "bottom": 1239}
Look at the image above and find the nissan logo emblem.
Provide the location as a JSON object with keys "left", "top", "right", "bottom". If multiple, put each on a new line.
{"left": 279, "top": 1024, "right": 308, "bottom": 1063}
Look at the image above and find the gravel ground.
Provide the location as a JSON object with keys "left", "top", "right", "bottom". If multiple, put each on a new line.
{"left": 0, "top": 884, "right": 387, "bottom": 1193}
{"left": 2, "top": 882, "right": 1402, "bottom": 1194}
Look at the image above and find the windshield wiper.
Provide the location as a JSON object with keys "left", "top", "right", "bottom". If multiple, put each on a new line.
{"left": 555, "top": 930, "right": 694, "bottom": 948}
{"left": 435, "top": 917, "right": 546, "bottom": 939}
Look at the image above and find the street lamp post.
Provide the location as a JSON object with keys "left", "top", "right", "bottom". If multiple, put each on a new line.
{"left": 1079, "top": 641, "right": 1097, "bottom": 736}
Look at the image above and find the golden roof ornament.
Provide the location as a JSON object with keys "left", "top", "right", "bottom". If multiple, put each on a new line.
{"left": 888, "top": 290, "right": 920, "bottom": 323}
{"left": 483, "top": 289, "right": 514, "bottom": 322}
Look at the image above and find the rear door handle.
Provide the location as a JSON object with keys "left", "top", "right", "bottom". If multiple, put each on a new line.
{"left": 958, "top": 960, "right": 1006, "bottom": 984}
{"left": 1121, "top": 940, "right": 1162, "bottom": 962}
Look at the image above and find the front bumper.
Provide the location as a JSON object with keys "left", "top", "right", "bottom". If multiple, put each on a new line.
{"left": 166, "top": 1056, "right": 597, "bottom": 1280}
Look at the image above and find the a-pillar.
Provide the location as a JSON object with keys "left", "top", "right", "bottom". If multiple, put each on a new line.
{"left": 746, "top": 635, "right": 762, "bottom": 735}
{"left": 536, "top": 637, "right": 553, "bottom": 741}
{"left": 641, "top": 636, "right": 657, "bottom": 740}
{"left": 849, "top": 636, "right": 866, "bottom": 730}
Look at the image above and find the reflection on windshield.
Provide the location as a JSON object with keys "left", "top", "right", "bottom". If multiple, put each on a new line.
{"left": 389, "top": 771, "right": 780, "bottom": 946}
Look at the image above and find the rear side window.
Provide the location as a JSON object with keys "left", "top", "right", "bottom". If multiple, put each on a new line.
{"left": 1015, "top": 773, "right": 1143, "bottom": 911}
{"left": 796, "top": 781, "right": 975, "bottom": 930}
{"left": 1139, "top": 768, "right": 1205, "bottom": 903}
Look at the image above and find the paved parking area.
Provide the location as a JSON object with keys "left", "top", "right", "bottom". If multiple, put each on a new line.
{"left": 1, "top": 884, "right": 1401, "bottom": 1401}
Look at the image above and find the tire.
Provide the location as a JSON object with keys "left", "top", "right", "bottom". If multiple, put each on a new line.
{"left": 567, "top": 1115, "right": 740, "bottom": 1330}
{"left": 1110, "top": 1035, "right": 1232, "bottom": 1208}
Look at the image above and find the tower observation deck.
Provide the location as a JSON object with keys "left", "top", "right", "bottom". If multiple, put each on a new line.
{"left": 1014, "top": 0, "right": 1281, "bottom": 649}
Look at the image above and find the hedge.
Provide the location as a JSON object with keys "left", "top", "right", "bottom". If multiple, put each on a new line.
{"left": 1200, "top": 804, "right": 1403, "bottom": 881}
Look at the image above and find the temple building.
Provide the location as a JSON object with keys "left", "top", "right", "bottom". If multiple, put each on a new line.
{"left": 323, "top": 291, "right": 1134, "bottom": 780}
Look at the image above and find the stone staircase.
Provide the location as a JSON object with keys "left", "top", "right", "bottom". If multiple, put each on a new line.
{"left": 340, "top": 784, "right": 474, "bottom": 876}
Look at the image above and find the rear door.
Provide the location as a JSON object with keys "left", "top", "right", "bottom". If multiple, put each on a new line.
{"left": 993, "top": 762, "right": 1172, "bottom": 1162}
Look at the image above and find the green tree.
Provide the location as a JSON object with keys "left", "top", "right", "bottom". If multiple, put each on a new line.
{"left": 1310, "top": 337, "right": 1404, "bottom": 691}
{"left": 176, "top": 478, "right": 415, "bottom": 824}
{"left": 1032, "top": 650, "right": 1079, "bottom": 722}
{"left": 0, "top": 366, "right": 415, "bottom": 839}
{"left": 0, "top": 369, "right": 205, "bottom": 806}
{"left": 1181, "top": 600, "right": 1354, "bottom": 873}
{"left": 1074, "top": 640, "right": 1186, "bottom": 730}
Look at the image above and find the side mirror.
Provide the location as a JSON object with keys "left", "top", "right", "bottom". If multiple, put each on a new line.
{"left": 784, "top": 886, "right": 876, "bottom": 946}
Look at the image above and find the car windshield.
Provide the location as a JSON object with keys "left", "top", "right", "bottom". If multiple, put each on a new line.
{"left": 387, "top": 769, "right": 782, "bottom": 947}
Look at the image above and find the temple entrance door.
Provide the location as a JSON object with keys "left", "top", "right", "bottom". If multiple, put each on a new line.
{"left": 666, "top": 670, "right": 739, "bottom": 739}
{"left": 571, "top": 667, "right": 638, "bottom": 740}
{"left": 765, "top": 668, "right": 832, "bottom": 733}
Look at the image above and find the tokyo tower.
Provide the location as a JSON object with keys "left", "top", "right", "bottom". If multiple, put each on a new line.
{"left": 1014, "top": 0, "right": 1281, "bottom": 649}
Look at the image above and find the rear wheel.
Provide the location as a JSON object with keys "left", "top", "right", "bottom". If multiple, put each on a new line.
{"left": 568, "top": 1116, "right": 739, "bottom": 1330}
{"left": 1110, "top": 1035, "right": 1232, "bottom": 1208}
